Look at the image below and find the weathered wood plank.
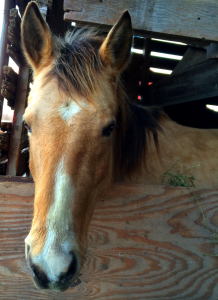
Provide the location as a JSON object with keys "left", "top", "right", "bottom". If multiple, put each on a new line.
{"left": 0, "top": 0, "right": 16, "bottom": 123}
{"left": 8, "top": 8, "right": 21, "bottom": 51}
{"left": 146, "top": 58, "right": 218, "bottom": 106}
{"left": 64, "top": 0, "right": 218, "bottom": 43}
{"left": 0, "top": 175, "right": 33, "bottom": 183}
{"left": 64, "top": 0, "right": 82, "bottom": 12}
{"left": 0, "top": 182, "right": 218, "bottom": 299}
{"left": 172, "top": 47, "right": 206, "bottom": 77}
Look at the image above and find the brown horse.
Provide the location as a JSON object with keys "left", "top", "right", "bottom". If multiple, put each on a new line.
{"left": 22, "top": 1, "right": 218, "bottom": 292}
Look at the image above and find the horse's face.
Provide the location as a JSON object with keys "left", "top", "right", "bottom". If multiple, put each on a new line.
{"left": 21, "top": 2, "right": 132, "bottom": 292}
{"left": 24, "top": 70, "right": 117, "bottom": 291}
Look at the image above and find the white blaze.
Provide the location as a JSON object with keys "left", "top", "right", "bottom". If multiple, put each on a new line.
{"left": 33, "top": 157, "right": 78, "bottom": 281}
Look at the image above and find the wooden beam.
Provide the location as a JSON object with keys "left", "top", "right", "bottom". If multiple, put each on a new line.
{"left": 0, "top": 175, "right": 33, "bottom": 183}
{"left": 0, "top": 182, "right": 218, "bottom": 298}
{"left": 63, "top": 0, "right": 218, "bottom": 44}
{"left": 172, "top": 46, "right": 206, "bottom": 77}
{"left": 70, "top": 21, "right": 211, "bottom": 48}
{"left": 146, "top": 58, "right": 218, "bottom": 107}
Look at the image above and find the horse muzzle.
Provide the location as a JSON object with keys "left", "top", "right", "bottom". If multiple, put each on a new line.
{"left": 25, "top": 241, "right": 80, "bottom": 291}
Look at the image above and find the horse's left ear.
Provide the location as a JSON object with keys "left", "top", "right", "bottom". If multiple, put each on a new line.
{"left": 21, "top": 1, "right": 52, "bottom": 70}
{"left": 99, "top": 11, "right": 133, "bottom": 74}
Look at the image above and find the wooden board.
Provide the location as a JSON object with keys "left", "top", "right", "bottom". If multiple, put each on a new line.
{"left": 172, "top": 47, "right": 206, "bottom": 77}
{"left": 146, "top": 58, "right": 218, "bottom": 107}
{"left": 64, "top": 0, "right": 218, "bottom": 43}
{"left": 0, "top": 0, "right": 16, "bottom": 123}
{"left": 0, "top": 181, "right": 218, "bottom": 299}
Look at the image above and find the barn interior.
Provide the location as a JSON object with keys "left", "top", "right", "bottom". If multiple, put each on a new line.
{"left": 1, "top": 0, "right": 218, "bottom": 176}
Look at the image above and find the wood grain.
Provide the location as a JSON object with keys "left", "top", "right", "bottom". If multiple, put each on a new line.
{"left": 64, "top": 0, "right": 218, "bottom": 43}
{"left": 64, "top": 0, "right": 82, "bottom": 12}
{"left": 0, "top": 182, "right": 218, "bottom": 299}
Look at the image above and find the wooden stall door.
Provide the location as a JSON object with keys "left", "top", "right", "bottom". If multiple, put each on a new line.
{"left": 0, "top": 181, "right": 218, "bottom": 299}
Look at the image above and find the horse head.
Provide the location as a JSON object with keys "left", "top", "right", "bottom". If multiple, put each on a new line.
{"left": 22, "top": 1, "right": 132, "bottom": 291}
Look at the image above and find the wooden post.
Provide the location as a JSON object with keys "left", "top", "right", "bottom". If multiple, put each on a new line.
{"left": 0, "top": 0, "right": 16, "bottom": 123}
{"left": 7, "top": 64, "right": 29, "bottom": 176}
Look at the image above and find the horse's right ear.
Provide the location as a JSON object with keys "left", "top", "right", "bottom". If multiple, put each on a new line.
{"left": 99, "top": 11, "right": 133, "bottom": 74}
{"left": 21, "top": 1, "right": 52, "bottom": 70}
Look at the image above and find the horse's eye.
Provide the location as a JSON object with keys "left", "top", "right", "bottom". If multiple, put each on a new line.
{"left": 24, "top": 121, "right": 31, "bottom": 133}
{"left": 102, "top": 123, "right": 116, "bottom": 137}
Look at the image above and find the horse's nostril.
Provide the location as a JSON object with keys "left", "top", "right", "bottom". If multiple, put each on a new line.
{"left": 29, "top": 258, "right": 49, "bottom": 289}
{"left": 59, "top": 252, "right": 78, "bottom": 282}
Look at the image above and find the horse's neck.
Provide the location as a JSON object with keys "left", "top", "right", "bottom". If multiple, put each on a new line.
{"left": 115, "top": 117, "right": 218, "bottom": 188}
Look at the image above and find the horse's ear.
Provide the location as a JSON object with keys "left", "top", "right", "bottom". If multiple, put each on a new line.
{"left": 21, "top": 1, "right": 52, "bottom": 70}
{"left": 99, "top": 10, "right": 133, "bottom": 74}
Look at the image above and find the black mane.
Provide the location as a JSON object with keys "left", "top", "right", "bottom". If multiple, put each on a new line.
{"left": 117, "top": 102, "right": 165, "bottom": 175}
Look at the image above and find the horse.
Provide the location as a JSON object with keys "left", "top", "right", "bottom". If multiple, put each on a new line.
{"left": 21, "top": 1, "right": 218, "bottom": 292}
